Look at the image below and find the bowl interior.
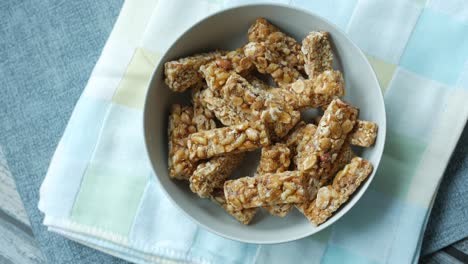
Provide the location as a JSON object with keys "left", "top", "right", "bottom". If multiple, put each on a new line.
{"left": 144, "top": 4, "right": 386, "bottom": 244}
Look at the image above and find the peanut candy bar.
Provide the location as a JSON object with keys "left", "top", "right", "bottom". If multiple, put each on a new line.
{"left": 192, "top": 85, "right": 247, "bottom": 197}
{"left": 222, "top": 74, "right": 300, "bottom": 138}
{"left": 200, "top": 88, "right": 239, "bottom": 126}
{"left": 187, "top": 122, "right": 270, "bottom": 161}
{"left": 265, "top": 70, "right": 345, "bottom": 110}
{"left": 221, "top": 73, "right": 267, "bottom": 121}
{"left": 298, "top": 157, "right": 373, "bottom": 225}
{"left": 190, "top": 153, "right": 245, "bottom": 198}
{"left": 224, "top": 171, "right": 307, "bottom": 210}
{"left": 294, "top": 100, "right": 358, "bottom": 199}
{"left": 296, "top": 99, "right": 358, "bottom": 174}
{"left": 225, "top": 47, "right": 254, "bottom": 74}
{"left": 349, "top": 120, "right": 378, "bottom": 147}
{"left": 244, "top": 41, "right": 303, "bottom": 87}
{"left": 199, "top": 49, "right": 253, "bottom": 92}
{"left": 245, "top": 18, "right": 305, "bottom": 87}
{"left": 211, "top": 188, "right": 257, "bottom": 225}
{"left": 292, "top": 124, "right": 317, "bottom": 168}
{"left": 285, "top": 121, "right": 307, "bottom": 149}
{"left": 165, "top": 51, "right": 224, "bottom": 92}
{"left": 168, "top": 105, "right": 197, "bottom": 180}
{"left": 199, "top": 63, "right": 262, "bottom": 126}
{"left": 314, "top": 116, "right": 378, "bottom": 148}
{"left": 257, "top": 143, "right": 295, "bottom": 217}
{"left": 301, "top": 32, "right": 334, "bottom": 78}
{"left": 199, "top": 60, "right": 232, "bottom": 91}
{"left": 248, "top": 18, "right": 279, "bottom": 42}
{"left": 318, "top": 143, "right": 355, "bottom": 186}
{"left": 261, "top": 105, "right": 301, "bottom": 140}
{"left": 289, "top": 123, "right": 320, "bottom": 198}
{"left": 207, "top": 73, "right": 300, "bottom": 137}
{"left": 192, "top": 85, "right": 217, "bottom": 131}
{"left": 256, "top": 143, "right": 291, "bottom": 174}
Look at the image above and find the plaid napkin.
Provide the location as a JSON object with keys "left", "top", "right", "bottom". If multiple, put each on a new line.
{"left": 38, "top": 0, "right": 468, "bottom": 263}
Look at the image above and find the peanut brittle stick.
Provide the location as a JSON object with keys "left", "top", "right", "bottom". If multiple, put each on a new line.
{"left": 297, "top": 157, "right": 373, "bottom": 226}
{"left": 187, "top": 122, "right": 270, "bottom": 161}
{"left": 246, "top": 18, "right": 305, "bottom": 87}
{"left": 296, "top": 99, "right": 358, "bottom": 175}
{"left": 301, "top": 31, "right": 334, "bottom": 79}
{"left": 168, "top": 105, "right": 197, "bottom": 180}
{"left": 349, "top": 120, "right": 378, "bottom": 147}
{"left": 244, "top": 40, "right": 303, "bottom": 87}
{"left": 165, "top": 51, "right": 224, "bottom": 92}
{"left": 256, "top": 143, "right": 291, "bottom": 175}
{"left": 190, "top": 153, "right": 245, "bottom": 198}
{"left": 211, "top": 188, "right": 257, "bottom": 225}
{"left": 192, "top": 85, "right": 217, "bottom": 131}
{"left": 247, "top": 18, "right": 279, "bottom": 42}
{"left": 257, "top": 143, "right": 295, "bottom": 217}
{"left": 265, "top": 70, "right": 345, "bottom": 110}
{"left": 313, "top": 117, "right": 378, "bottom": 148}
{"left": 224, "top": 171, "right": 307, "bottom": 210}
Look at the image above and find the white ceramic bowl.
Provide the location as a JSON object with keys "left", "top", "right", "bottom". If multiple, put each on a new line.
{"left": 143, "top": 4, "right": 386, "bottom": 244}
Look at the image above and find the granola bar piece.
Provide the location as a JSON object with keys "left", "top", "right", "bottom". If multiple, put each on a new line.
{"left": 199, "top": 48, "right": 253, "bottom": 91}
{"left": 288, "top": 123, "right": 320, "bottom": 199}
{"left": 192, "top": 85, "right": 247, "bottom": 197}
{"left": 224, "top": 171, "right": 307, "bottom": 210}
{"left": 199, "top": 60, "right": 232, "bottom": 91}
{"left": 168, "top": 105, "right": 197, "bottom": 180}
{"left": 349, "top": 120, "right": 378, "bottom": 147}
{"left": 261, "top": 105, "right": 301, "bottom": 140}
{"left": 266, "top": 70, "right": 345, "bottom": 110}
{"left": 200, "top": 88, "right": 238, "bottom": 126}
{"left": 296, "top": 99, "right": 358, "bottom": 174}
{"left": 211, "top": 188, "right": 257, "bottom": 225}
{"left": 298, "top": 157, "right": 373, "bottom": 225}
{"left": 211, "top": 73, "right": 301, "bottom": 137}
{"left": 222, "top": 73, "right": 300, "bottom": 138}
{"left": 292, "top": 124, "right": 317, "bottom": 168}
{"left": 285, "top": 121, "right": 307, "bottom": 149}
{"left": 225, "top": 48, "right": 254, "bottom": 74}
{"left": 198, "top": 75, "right": 267, "bottom": 127}
{"left": 244, "top": 41, "right": 304, "bottom": 87}
{"left": 245, "top": 18, "right": 305, "bottom": 87}
{"left": 258, "top": 144, "right": 295, "bottom": 217}
{"left": 313, "top": 117, "right": 378, "bottom": 148}
{"left": 165, "top": 51, "right": 224, "bottom": 92}
{"left": 247, "top": 18, "right": 304, "bottom": 72}
{"left": 187, "top": 122, "right": 270, "bottom": 161}
{"left": 295, "top": 99, "right": 358, "bottom": 199}
{"left": 318, "top": 143, "right": 355, "bottom": 186}
{"left": 190, "top": 153, "right": 245, "bottom": 198}
{"left": 301, "top": 32, "right": 334, "bottom": 78}
{"left": 248, "top": 18, "right": 279, "bottom": 42}
{"left": 221, "top": 73, "right": 267, "bottom": 121}
{"left": 192, "top": 85, "right": 217, "bottom": 131}
{"left": 256, "top": 143, "right": 291, "bottom": 174}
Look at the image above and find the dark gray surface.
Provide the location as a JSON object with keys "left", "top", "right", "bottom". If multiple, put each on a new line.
{"left": 422, "top": 122, "right": 468, "bottom": 255}
{"left": 0, "top": 0, "right": 466, "bottom": 263}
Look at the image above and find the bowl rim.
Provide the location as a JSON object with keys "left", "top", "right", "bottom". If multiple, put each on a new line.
{"left": 143, "top": 2, "right": 387, "bottom": 244}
